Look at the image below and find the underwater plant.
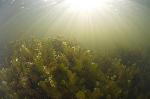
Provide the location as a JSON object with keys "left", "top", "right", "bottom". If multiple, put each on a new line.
{"left": 0, "top": 38, "right": 150, "bottom": 99}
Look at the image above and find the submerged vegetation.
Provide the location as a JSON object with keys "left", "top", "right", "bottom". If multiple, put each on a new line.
{"left": 0, "top": 37, "right": 150, "bottom": 99}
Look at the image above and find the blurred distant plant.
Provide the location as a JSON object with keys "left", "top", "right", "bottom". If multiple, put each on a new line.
{"left": 0, "top": 37, "right": 150, "bottom": 99}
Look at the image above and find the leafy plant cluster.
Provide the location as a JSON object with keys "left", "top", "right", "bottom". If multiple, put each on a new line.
{"left": 0, "top": 38, "right": 150, "bottom": 99}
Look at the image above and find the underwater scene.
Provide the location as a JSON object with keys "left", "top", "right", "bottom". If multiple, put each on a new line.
{"left": 0, "top": 0, "right": 150, "bottom": 99}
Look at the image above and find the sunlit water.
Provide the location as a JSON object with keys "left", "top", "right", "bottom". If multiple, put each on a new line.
{"left": 0, "top": 0, "right": 150, "bottom": 55}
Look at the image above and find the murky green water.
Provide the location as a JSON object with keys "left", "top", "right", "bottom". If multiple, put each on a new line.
{"left": 0, "top": 0, "right": 150, "bottom": 49}
{"left": 0, "top": 0, "right": 150, "bottom": 98}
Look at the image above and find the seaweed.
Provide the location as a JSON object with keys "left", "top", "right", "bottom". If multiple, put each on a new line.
{"left": 0, "top": 38, "right": 150, "bottom": 99}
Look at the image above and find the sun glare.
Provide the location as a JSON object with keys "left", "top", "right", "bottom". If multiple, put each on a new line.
{"left": 65, "top": 0, "right": 115, "bottom": 12}
{"left": 66, "top": 0, "right": 99, "bottom": 11}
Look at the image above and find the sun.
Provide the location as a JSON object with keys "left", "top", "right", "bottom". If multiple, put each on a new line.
{"left": 65, "top": 0, "right": 114, "bottom": 12}
{"left": 66, "top": 0, "right": 99, "bottom": 11}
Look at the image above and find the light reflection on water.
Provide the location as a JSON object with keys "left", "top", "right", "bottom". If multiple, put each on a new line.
{"left": 0, "top": 0, "right": 149, "bottom": 50}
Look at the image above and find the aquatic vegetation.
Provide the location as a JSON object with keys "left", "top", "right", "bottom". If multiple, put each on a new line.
{"left": 0, "top": 38, "right": 150, "bottom": 99}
